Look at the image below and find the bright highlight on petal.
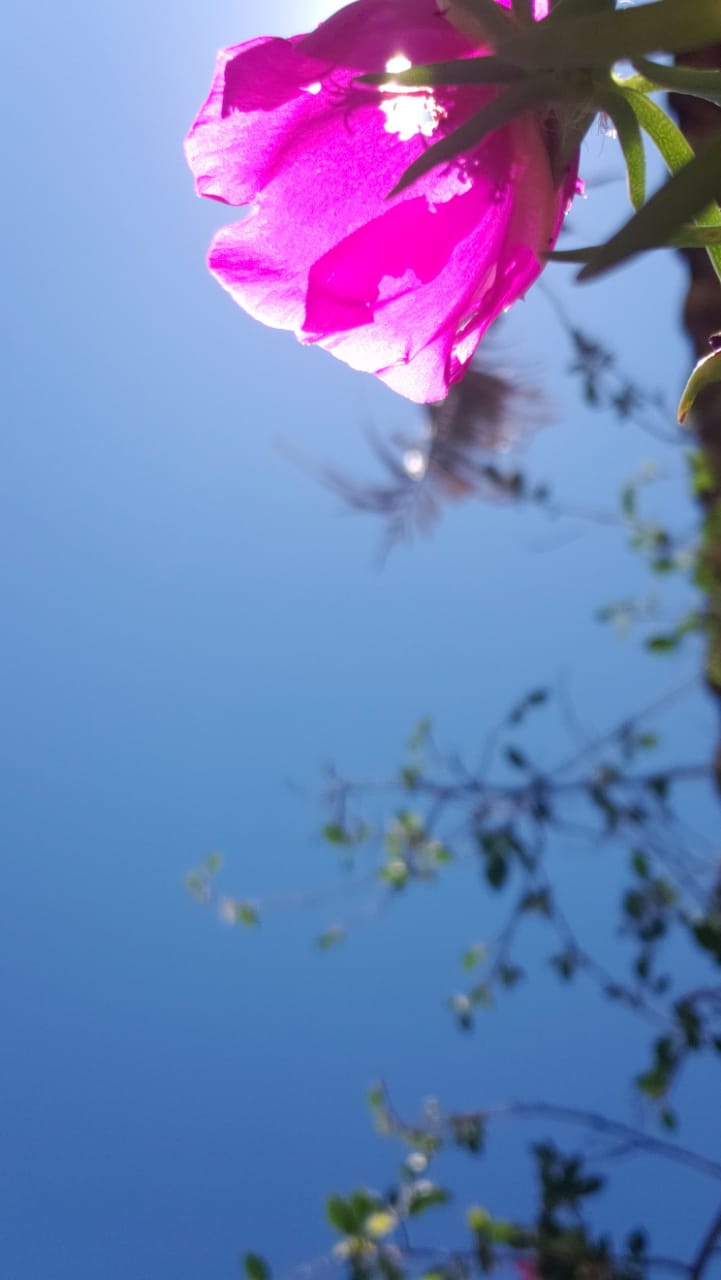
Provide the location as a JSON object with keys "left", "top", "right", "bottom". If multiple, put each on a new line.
{"left": 385, "top": 54, "right": 412, "bottom": 74}
{"left": 185, "top": 0, "right": 580, "bottom": 403}
{"left": 380, "top": 89, "right": 444, "bottom": 142}
{"left": 380, "top": 52, "right": 444, "bottom": 142}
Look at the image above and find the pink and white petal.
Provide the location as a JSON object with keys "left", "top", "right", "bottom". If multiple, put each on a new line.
{"left": 184, "top": 0, "right": 490, "bottom": 210}
{"left": 185, "top": 38, "right": 343, "bottom": 207}
{"left": 208, "top": 213, "right": 311, "bottom": 334}
{"left": 303, "top": 120, "right": 556, "bottom": 388}
{"left": 300, "top": 0, "right": 481, "bottom": 70}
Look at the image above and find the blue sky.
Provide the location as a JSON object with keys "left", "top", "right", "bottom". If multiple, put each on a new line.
{"left": 2, "top": 1, "right": 720, "bottom": 1277}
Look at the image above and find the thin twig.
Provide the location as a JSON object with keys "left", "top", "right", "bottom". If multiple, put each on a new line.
{"left": 483, "top": 1102, "right": 721, "bottom": 1183}
{"left": 690, "top": 1198, "right": 721, "bottom": 1279}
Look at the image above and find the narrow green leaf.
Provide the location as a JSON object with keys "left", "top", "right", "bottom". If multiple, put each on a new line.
{"left": 358, "top": 55, "right": 525, "bottom": 89}
{"left": 546, "top": 244, "right": 598, "bottom": 263}
{"left": 631, "top": 56, "right": 721, "bottom": 107}
{"left": 646, "top": 632, "right": 681, "bottom": 653}
{"left": 624, "top": 90, "right": 695, "bottom": 172}
{"left": 549, "top": 221, "right": 721, "bottom": 263}
{"left": 578, "top": 130, "right": 721, "bottom": 282}
{"left": 678, "top": 348, "right": 721, "bottom": 423}
{"left": 597, "top": 90, "right": 646, "bottom": 210}
{"left": 617, "top": 93, "right": 721, "bottom": 275}
{"left": 500, "top": 0, "right": 721, "bottom": 70}
{"left": 667, "top": 223, "right": 721, "bottom": 248}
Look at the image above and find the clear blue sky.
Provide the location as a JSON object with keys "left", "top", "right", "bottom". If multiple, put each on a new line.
{"left": 1, "top": 2, "right": 719, "bottom": 1277}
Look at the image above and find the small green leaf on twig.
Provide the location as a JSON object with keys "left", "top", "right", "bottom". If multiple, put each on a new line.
{"left": 244, "top": 1254, "right": 270, "bottom": 1280}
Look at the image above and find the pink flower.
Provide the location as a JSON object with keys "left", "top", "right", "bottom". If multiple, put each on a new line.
{"left": 186, "top": 0, "right": 577, "bottom": 403}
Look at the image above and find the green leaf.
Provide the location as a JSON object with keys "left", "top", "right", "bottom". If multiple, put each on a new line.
{"left": 350, "top": 1190, "right": 378, "bottom": 1226}
{"left": 520, "top": 888, "right": 552, "bottom": 915}
{"left": 596, "top": 90, "right": 646, "bottom": 210}
{"left": 204, "top": 851, "right": 224, "bottom": 875}
{"left": 485, "top": 850, "right": 509, "bottom": 888}
{"left": 244, "top": 1255, "right": 270, "bottom": 1280}
{"left": 367, "top": 1084, "right": 384, "bottom": 1108}
{"left": 691, "top": 445, "right": 721, "bottom": 494}
{"left": 631, "top": 849, "right": 650, "bottom": 879}
{"left": 622, "top": 90, "right": 695, "bottom": 173}
{"left": 381, "top": 858, "right": 409, "bottom": 887}
{"left": 636, "top": 1036, "right": 677, "bottom": 1097}
{"left": 646, "top": 774, "right": 669, "bottom": 801}
{"left": 450, "top": 1113, "right": 485, "bottom": 1152}
{"left": 327, "top": 1196, "right": 361, "bottom": 1235}
{"left": 236, "top": 902, "right": 259, "bottom": 926}
{"left": 500, "top": 0, "right": 721, "bottom": 70}
{"left": 462, "top": 943, "right": 487, "bottom": 970}
{"left": 645, "top": 632, "right": 682, "bottom": 653}
{"left": 578, "top": 110, "right": 721, "bottom": 282}
{"left": 666, "top": 224, "right": 721, "bottom": 248}
{"left": 627, "top": 1230, "right": 647, "bottom": 1259}
{"left": 391, "top": 74, "right": 586, "bottom": 195}
{"left": 693, "top": 916, "right": 721, "bottom": 964}
{"left": 407, "top": 1184, "right": 449, "bottom": 1216}
{"left": 498, "top": 962, "right": 524, "bottom": 988}
{"left": 468, "top": 982, "right": 494, "bottom": 1008}
{"left": 621, "top": 481, "right": 637, "bottom": 518}
{"left": 358, "top": 55, "right": 525, "bottom": 89}
{"left": 678, "top": 348, "right": 721, "bottom": 424}
{"left": 323, "top": 823, "right": 349, "bottom": 845}
{"left": 467, "top": 1205, "right": 493, "bottom": 1233}
{"left": 631, "top": 56, "right": 721, "bottom": 108}
{"left": 400, "top": 766, "right": 420, "bottom": 789}
{"left": 317, "top": 925, "right": 346, "bottom": 950}
{"left": 408, "top": 717, "right": 432, "bottom": 750}
{"left": 185, "top": 871, "right": 209, "bottom": 903}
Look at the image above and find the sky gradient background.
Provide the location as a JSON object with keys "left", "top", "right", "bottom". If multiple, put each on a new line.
{"left": 2, "top": 1, "right": 720, "bottom": 1277}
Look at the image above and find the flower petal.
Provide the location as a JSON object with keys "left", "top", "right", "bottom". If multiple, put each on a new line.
{"left": 187, "top": 0, "right": 580, "bottom": 402}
